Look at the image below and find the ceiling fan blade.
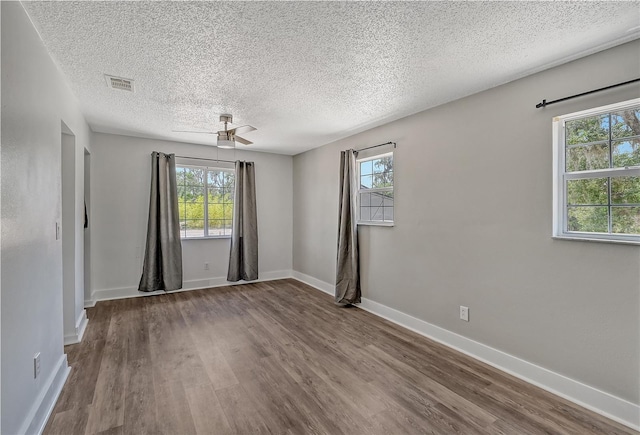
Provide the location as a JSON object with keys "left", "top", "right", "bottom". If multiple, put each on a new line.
{"left": 228, "top": 125, "right": 256, "bottom": 135}
{"left": 235, "top": 136, "right": 253, "bottom": 145}
{"left": 172, "top": 130, "right": 216, "bottom": 134}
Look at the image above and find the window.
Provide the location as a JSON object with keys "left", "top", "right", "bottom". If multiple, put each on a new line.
{"left": 553, "top": 99, "right": 640, "bottom": 244}
{"left": 176, "top": 164, "right": 235, "bottom": 238}
{"left": 357, "top": 151, "right": 394, "bottom": 225}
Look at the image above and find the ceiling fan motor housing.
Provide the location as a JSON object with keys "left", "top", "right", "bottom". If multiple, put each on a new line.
{"left": 218, "top": 130, "right": 234, "bottom": 140}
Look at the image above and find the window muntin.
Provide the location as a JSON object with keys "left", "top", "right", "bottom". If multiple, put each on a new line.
{"left": 554, "top": 99, "right": 640, "bottom": 243}
{"left": 176, "top": 165, "right": 234, "bottom": 238}
{"left": 357, "top": 152, "right": 394, "bottom": 225}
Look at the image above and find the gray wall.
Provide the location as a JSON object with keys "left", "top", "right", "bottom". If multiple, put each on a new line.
{"left": 89, "top": 133, "right": 293, "bottom": 301}
{"left": 1, "top": 2, "right": 92, "bottom": 433}
{"left": 293, "top": 40, "right": 640, "bottom": 404}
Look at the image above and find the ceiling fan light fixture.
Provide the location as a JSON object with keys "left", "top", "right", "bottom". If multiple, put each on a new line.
{"left": 217, "top": 138, "right": 235, "bottom": 149}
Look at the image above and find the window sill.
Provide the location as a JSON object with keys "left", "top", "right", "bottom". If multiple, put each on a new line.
{"left": 181, "top": 235, "right": 231, "bottom": 241}
{"left": 358, "top": 221, "right": 394, "bottom": 227}
{"left": 552, "top": 235, "right": 640, "bottom": 246}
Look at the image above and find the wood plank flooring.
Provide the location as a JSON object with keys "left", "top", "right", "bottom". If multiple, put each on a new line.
{"left": 44, "top": 279, "right": 636, "bottom": 435}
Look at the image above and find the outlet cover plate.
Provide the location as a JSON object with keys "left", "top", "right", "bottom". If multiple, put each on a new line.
{"left": 460, "top": 306, "right": 469, "bottom": 322}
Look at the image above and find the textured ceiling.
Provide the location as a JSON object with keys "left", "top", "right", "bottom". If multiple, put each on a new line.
{"left": 23, "top": 1, "right": 640, "bottom": 155}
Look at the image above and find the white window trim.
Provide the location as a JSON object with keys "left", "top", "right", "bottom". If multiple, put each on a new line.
{"left": 356, "top": 151, "right": 395, "bottom": 226}
{"left": 175, "top": 161, "right": 235, "bottom": 240}
{"left": 552, "top": 98, "right": 640, "bottom": 245}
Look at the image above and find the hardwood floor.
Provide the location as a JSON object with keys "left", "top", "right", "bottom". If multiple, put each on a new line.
{"left": 44, "top": 279, "right": 636, "bottom": 435}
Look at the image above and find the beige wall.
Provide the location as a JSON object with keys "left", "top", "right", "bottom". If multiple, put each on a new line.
{"left": 293, "top": 40, "right": 640, "bottom": 404}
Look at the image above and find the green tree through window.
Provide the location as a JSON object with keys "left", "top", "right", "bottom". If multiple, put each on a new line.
{"left": 176, "top": 165, "right": 234, "bottom": 238}
{"left": 561, "top": 104, "right": 640, "bottom": 238}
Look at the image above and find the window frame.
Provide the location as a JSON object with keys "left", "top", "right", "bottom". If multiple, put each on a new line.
{"left": 175, "top": 162, "right": 235, "bottom": 240}
{"left": 552, "top": 98, "right": 640, "bottom": 245}
{"left": 356, "top": 151, "right": 395, "bottom": 227}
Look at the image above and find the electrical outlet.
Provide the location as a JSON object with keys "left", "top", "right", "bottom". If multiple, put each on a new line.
{"left": 460, "top": 306, "right": 469, "bottom": 322}
{"left": 34, "top": 353, "right": 41, "bottom": 379}
{"left": 204, "top": 262, "right": 210, "bottom": 270}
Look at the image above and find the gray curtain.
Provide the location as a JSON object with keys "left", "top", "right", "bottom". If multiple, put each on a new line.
{"left": 227, "top": 161, "right": 258, "bottom": 282}
{"left": 138, "top": 151, "right": 183, "bottom": 292}
{"left": 335, "top": 150, "right": 360, "bottom": 304}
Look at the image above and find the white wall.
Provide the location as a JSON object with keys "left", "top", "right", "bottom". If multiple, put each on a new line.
{"left": 1, "top": 2, "right": 92, "bottom": 434}
{"left": 293, "top": 40, "right": 640, "bottom": 413}
{"left": 88, "top": 132, "right": 293, "bottom": 302}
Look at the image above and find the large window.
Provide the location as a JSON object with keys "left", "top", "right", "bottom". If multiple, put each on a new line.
{"left": 176, "top": 164, "right": 235, "bottom": 238}
{"left": 553, "top": 99, "right": 640, "bottom": 244}
{"left": 357, "top": 151, "right": 394, "bottom": 225}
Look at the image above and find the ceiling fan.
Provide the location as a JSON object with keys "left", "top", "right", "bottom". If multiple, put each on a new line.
{"left": 173, "top": 114, "right": 256, "bottom": 149}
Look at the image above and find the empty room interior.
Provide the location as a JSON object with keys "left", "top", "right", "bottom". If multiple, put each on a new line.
{"left": 2, "top": 1, "right": 640, "bottom": 434}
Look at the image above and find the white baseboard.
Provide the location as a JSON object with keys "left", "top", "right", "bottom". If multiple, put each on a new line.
{"left": 86, "top": 270, "right": 294, "bottom": 305}
{"left": 291, "top": 271, "right": 640, "bottom": 431}
{"left": 19, "top": 354, "right": 71, "bottom": 435}
{"left": 64, "top": 310, "right": 88, "bottom": 345}
{"left": 291, "top": 271, "right": 334, "bottom": 295}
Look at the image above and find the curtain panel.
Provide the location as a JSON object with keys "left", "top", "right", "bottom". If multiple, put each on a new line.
{"left": 335, "top": 149, "right": 360, "bottom": 304}
{"left": 138, "top": 151, "right": 183, "bottom": 292}
{"left": 227, "top": 160, "right": 258, "bottom": 282}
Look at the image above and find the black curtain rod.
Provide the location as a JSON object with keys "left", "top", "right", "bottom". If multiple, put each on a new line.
{"left": 536, "top": 78, "right": 640, "bottom": 109}
{"left": 175, "top": 155, "right": 236, "bottom": 164}
{"left": 356, "top": 141, "right": 397, "bottom": 152}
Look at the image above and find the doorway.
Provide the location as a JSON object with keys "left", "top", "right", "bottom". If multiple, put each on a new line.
{"left": 61, "top": 124, "right": 76, "bottom": 343}
{"left": 61, "top": 121, "right": 88, "bottom": 345}
{"left": 84, "top": 149, "right": 91, "bottom": 307}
